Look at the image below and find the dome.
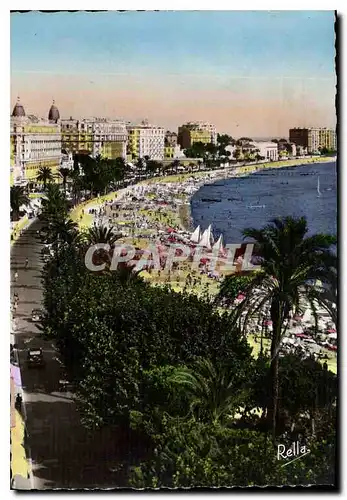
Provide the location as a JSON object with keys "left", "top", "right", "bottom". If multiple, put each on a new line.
{"left": 12, "top": 97, "right": 25, "bottom": 117}
{"left": 48, "top": 100, "right": 60, "bottom": 122}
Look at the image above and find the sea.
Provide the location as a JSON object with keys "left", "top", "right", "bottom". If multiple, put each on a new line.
{"left": 191, "top": 161, "right": 337, "bottom": 245}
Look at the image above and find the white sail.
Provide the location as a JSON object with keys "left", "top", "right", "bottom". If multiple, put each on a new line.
{"left": 199, "top": 225, "right": 214, "bottom": 249}
{"left": 209, "top": 225, "right": 215, "bottom": 246}
{"left": 317, "top": 177, "right": 321, "bottom": 196}
{"left": 213, "top": 234, "right": 224, "bottom": 251}
{"left": 190, "top": 225, "right": 201, "bottom": 244}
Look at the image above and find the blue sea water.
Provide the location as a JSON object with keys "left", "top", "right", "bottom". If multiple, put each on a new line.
{"left": 191, "top": 162, "right": 337, "bottom": 244}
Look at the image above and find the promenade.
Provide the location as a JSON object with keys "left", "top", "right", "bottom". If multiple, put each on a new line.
{"left": 10, "top": 222, "right": 127, "bottom": 489}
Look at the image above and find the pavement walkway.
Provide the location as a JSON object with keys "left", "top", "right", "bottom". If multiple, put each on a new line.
{"left": 11, "top": 221, "right": 129, "bottom": 489}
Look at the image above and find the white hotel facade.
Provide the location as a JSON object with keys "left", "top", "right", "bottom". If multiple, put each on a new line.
{"left": 127, "top": 120, "right": 165, "bottom": 160}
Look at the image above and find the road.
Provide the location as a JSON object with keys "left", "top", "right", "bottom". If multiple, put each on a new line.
{"left": 11, "top": 221, "right": 127, "bottom": 489}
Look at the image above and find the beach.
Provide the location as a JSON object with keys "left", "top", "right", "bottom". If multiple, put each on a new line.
{"left": 71, "top": 155, "right": 336, "bottom": 296}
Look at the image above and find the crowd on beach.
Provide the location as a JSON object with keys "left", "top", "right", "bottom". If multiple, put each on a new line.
{"left": 79, "top": 168, "right": 337, "bottom": 365}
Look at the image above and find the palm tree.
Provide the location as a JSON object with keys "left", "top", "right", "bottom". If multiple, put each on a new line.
{"left": 228, "top": 216, "right": 336, "bottom": 439}
{"left": 10, "top": 186, "right": 30, "bottom": 221}
{"left": 69, "top": 168, "right": 83, "bottom": 204}
{"left": 170, "top": 357, "right": 248, "bottom": 425}
{"left": 40, "top": 183, "right": 68, "bottom": 225}
{"left": 87, "top": 224, "right": 122, "bottom": 246}
{"left": 59, "top": 167, "right": 71, "bottom": 194}
{"left": 37, "top": 166, "right": 54, "bottom": 189}
{"left": 44, "top": 218, "right": 79, "bottom": 248}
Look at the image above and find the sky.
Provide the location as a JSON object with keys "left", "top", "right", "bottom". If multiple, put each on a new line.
{"left": 10, "top": 10, "right": 337, "bottom": 137}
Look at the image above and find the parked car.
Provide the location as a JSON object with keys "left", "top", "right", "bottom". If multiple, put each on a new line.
{"left": 31, "top": 309, "right": 43, "bottom": 322}
{"left": 27, "top": 348, "right": 45, "bottom": 368}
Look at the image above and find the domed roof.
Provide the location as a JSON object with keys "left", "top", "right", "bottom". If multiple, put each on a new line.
{"left": 48, "top": 100, "right": 60, "bottom": 122}
{"left": 12, "top": 97, "right": 25, "bottom": 117}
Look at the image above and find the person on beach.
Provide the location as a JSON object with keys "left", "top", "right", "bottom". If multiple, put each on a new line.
{"left": 14, "top": 271, "right": 18, "bottom": 282}
{"left": 25, "top": 257, "right": 29, "bottom": 269}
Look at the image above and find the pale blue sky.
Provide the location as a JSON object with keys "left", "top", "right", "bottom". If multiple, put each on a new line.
{"left": 11, "top": 11, "right": 335, "bottom": 78}
{"left": 10, "top": 11, "right": 336, "bottom": 136}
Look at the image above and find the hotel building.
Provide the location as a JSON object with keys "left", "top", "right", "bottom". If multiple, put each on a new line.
{"left": 11, "top": 98, "right": 62, "bottom": 186}
{"left": 289, "top": 127, "right": 337, "bottom": 154}
{"left": 127, "top": 120, "right": 165, "bottom": 160}
{"left": 177, "top": 121, "right": 217, "bottom": 149}
{"left": 61, "top": 117, "right": 127, "bottom": 159}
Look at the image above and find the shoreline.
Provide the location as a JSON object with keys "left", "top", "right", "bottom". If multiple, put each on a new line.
{"left": 66, "top": 157, "right": 336, "bottom": 373}
{"left": 176, "top": 156, "right": 336, "bottom": 232}
{"left": 71, "top": 155, "right": 335, "bottom": 232}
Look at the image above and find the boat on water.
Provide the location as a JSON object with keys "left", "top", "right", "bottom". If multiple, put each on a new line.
{"left": 201, "top": 198, "right": 221, "bottom": 203}
{"left": 247, "top": 204, "right": 266, "bottom": 209}
{"left": 317, "top": 177, "right": 321, "bottom": 197}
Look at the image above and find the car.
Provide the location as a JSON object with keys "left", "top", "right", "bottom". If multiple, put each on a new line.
{"left": 27, "top": 348, "right": 45, "bottom": 368}
{"left": 31, "top": 309, "right": 43, "bottom": 322}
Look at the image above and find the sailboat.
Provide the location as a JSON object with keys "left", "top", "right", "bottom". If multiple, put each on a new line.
{"left": 190, "top": 225, "right": 201, "bottom": 244}
{"left": 317, "top": 177, "right": 321, "bottom": 197}
{"left": 199, "top": 225, "right": 215, "bottom": 250}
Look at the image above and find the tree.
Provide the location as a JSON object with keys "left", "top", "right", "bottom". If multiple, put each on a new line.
{"left": 128, "top": 416, "right": 335, "bottom": 487}
{"left": 43, "top": 218, "right": 80, "bottom": 249}
{"left": 39, "top": 183, "right": 68, "bottom": 224}
{"left": 229, "top": 216, "right": 336, "bottom": 439}
{"left": 41, "top": 251, "right": 252, "bottom": 428}
{"left": 217, "top": 274, "right": 255, "bottom": 304}
{"left": 59, "top": 167, "right": 71, "bottom": 194}
{"left": 170, "top": 357, "right": 250, "bottom": 425}
{"left": 233, "top": 148, "right": 242, "bottom": 160}
{"left": 278, "top": 354, "right": 337, "bottom": 437}
{"left": 86, "top": 224, "right": 122, "bottom": 245}
{"left": 69, "top": 168, "right": 84, "bottom": 204}
{"left": 37, "top": 165, "right": 54, "bottom": 189}
{"left": 146, "top": 160, "right": 162, "bottom": 176}
{"left": 10, "top": 186, "right": 30, "bottom": 221}
{"left": 217, "top": 134, "right": 234, "bottom": 149}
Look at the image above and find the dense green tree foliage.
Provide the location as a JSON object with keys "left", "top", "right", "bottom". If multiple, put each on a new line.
{"left": 38, "top": 177, "right": 337, "bottom": 487}
{"left": 10, "top": 185, "right": 30, "bottom": 221}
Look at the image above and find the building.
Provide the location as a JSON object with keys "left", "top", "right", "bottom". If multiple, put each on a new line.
{"left": 183, "top": 121, "right": 217, "bottom": 144}
{"left": 61, "top": 117, "right": 127, "bottom": 159}
{"left": 177, "top": 121, "right": 216, "bottom": 149}
{"left": 289, "top": 127, "right": 337, "bottom": 154}
{"left": 251, "top": 141, "right": 278, "bottom": 161}
{"left": 10, "top": 98, "right": 62, "bottom": 185}
{"left": 165, "top": 131, "right": 178, "bottom": 147}
{"left": 127, "top": 120, "right": 165, "bottom": 160}
{"left": 226, "top": 141, "right": 278, "bottom": 161}
{"left": 164, "top": 144, "right": 184, "bottom": 160}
